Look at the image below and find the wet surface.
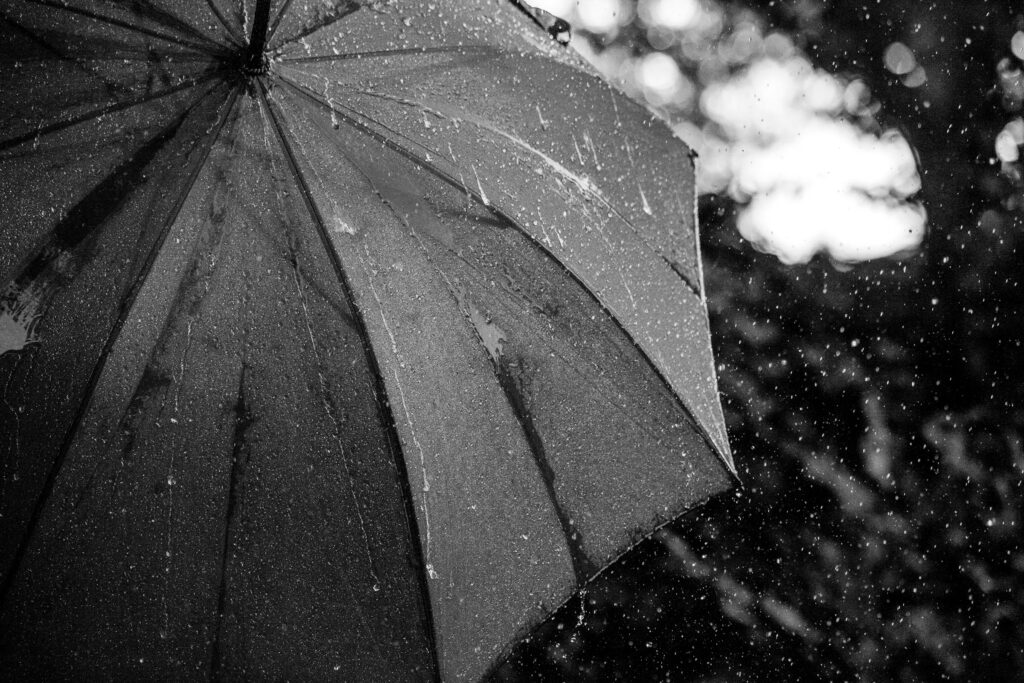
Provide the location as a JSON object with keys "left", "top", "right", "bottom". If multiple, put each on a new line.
{"left": 0, "top": 1, "right": 732, "bottom": 680}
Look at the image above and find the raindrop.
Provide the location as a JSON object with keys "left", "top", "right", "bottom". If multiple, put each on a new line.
{"left": 518, "top": 1, "right": 572, "bottom": 45}
{"left": 536, "top": 104, "right": 549, "bottom": 130}
{"left": 547, "top": 17, "right": 572, "bottom": 45}
{"left": 883, "top": 42, "right": 916, "bottom": 76}
{"left": 902, "top": 65, "right": 927, "bottom": 88}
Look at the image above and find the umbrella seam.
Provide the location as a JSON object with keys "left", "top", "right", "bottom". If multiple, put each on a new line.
{"left": 0, "top": 71, "right": 222, "bottom": 153}
{"left": 108, "top": 0, "right": 236, "bottom": 53}
{"left": 0, "top": 11, "right": 219, "bottom": 106}
{"left": 266, "top": 0, "right": 360, "bottom": 53}
{"left": 482, "top": 486, "right": 736, "bottom": 680}
{"left": 264, "top": 0, "right": 294, "bottom": 46}
{"left": 278, "top": 44, "right": 500, "bottom": 64}
{"left": 401, "top": 226, "right": 695, "bottom": 465}
{"left": 203, "top": 0, "right": 245, "bottom": 49}
{"left": 278, "top": 75, "right": 733, "bottom": 474}
{"left": 367, "top": 191, "right": 600, "bottom": 587}
{"left": 256, "top": 79, "right": 443, "bottom": 683}
{"left": 24, "top": 0, "right": 232, "bottom": 57}
{"left": 0, "top": 80, "right": 241, "bottom": 612}
{"left": 339, "top": 85, "right": 704, "bottom": 296}
{"left": 288, "top": 89, "right": 718, "bottom": 593}
{"left": 384, "top": 205, "right": 723, "bottom": 592}
{"left": 209, "top": 359, "right": 252, "bottom": 680}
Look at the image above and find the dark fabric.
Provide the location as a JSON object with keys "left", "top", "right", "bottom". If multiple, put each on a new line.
{"left": 0, "top": 1, "right": 733, "bottom": 680}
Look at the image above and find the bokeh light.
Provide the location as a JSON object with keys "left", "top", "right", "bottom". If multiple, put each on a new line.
{"left": 1012, "top": 30, "right": 1024, "bottom": 60}
{"left": 638, "top": 51, "right": 694, "bottom": 108}
{"left": 529, "top": 0, "right": 926, "bottom": 266}
{"left": 700, "top": 56, "right": 925, "bottom": 264}
{"left": 637, "top": 0, "right": 703, "bottom": 32}
{"left": 883, "top": 41, "right": 916, "bottom": 75}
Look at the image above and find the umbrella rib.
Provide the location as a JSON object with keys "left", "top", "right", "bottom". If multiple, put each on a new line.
{"left": 482, "top": 491, "right": 729, "bottom": 680}
{"left": 255, "top": 79, "right": 442, "bottom": 683}
{"left": 299, "top": 113, "right": 708, "bottom": 577}
{"left": 394, "top": 234, "right": 598, "bottom": 586}
{"left": 3, "top": 51, "right": 223, "bottom": 64}
{"left": 264, "top": 0, "right": 294, "bottom": 45}
{"left": 0, "top": 82, "right": 241, "bottom": 611}
{"left": 202, "top": 0, "right": 246, "bottom": 49}
{"left": 123, "top": 0, "right": 239, "bottom": 52}
{"left": 283, "top": 80, "right": 724, "bottom": 584}
{"left": 267, "top": 0, "right": 359, "bottom": 52}
{"left": 230, "top": 0, "right": 247, "bottom": 37}
{"left": 417, "top": 232, "right": 700, "bottom": 470}
{"left": 0, "top": 11, "right": 217, "bottom": 119}
{"left": 0, "top": 12, "right": 126, "bottom": 100}
{"left": 237, "top": 205, "right": 362, "bottom": 330}
{"left": 348, "top": 87, "right": 702, "bottom": 296}
{"left": 283, "top": 77, "right": 702, "bottom": 297}
{"left": 387, "top": 206, "right": 714, "bottom": 589}
{"left": 0, "top": 70, "right": 222, "bottom": 153}
{"left": 277, "top": 44, "right": 498, "bottom": 63}
{"left": 0, "top": 75, "right": 226, "bottom": 295}
{"left": 258, "top": 101, "right": 391, "bottom": 638}
{"left": 0, "top": 12, "right": 223, "bottom": 63}
{"left": 277, "top": 76, "right": 452, "bottom": 180}
{"left": 210, "top": 357, "right": 252, "bottom": 679}
{"left": 489, "top": 362, "right": 597, "bottom": 585}
{"left": 25, "top": 0, "right": 231, "bottom": 57}
{"left": 277, "top": 76, "right": 733, "bottom": 476}
{"left": 288, "top": 102, "right": 604, "bottom": 585}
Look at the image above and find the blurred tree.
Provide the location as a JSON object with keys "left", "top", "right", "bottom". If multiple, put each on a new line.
{"left": 493, "top": 1, "right": 1024, "bottom": 681}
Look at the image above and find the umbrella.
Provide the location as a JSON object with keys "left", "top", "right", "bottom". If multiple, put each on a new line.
{"left": 0, "top": 0, "right": 735, "bottom": 679}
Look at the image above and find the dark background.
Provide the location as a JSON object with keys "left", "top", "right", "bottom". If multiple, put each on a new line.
{"left": 495, "top": 1, "right": 1024, "bottom": 680}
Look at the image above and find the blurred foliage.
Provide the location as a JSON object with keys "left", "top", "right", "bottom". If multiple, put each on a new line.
{"left": 493, "top": 0, "right": 1024, "bottom": 680}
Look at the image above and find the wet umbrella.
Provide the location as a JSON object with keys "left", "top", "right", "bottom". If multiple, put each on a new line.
{"left": 0, "top": 0, "right": 735, "bottom": 680}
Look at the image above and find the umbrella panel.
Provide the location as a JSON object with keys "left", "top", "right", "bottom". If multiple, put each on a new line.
{"left": 276, "top": 41, "right": 730, "bottom": 462}
{"left": 0, "top": 79, "right": 235, "bottom": 576}
{"left": 1, "top": 88, "right": 434, "bottom": 681}
{"left": 0, "top": 1, "right": 734, "bottom": 680}
{"left": 270, "top": 79, "right": 732, "bottom": 678}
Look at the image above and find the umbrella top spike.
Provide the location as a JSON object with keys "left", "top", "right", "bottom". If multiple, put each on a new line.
{"left": 244, "top": 0, "right": 273, "bottom": 75}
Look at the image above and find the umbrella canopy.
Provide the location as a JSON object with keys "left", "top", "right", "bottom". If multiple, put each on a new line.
{"left": 0, "top": 0, "right": 735, "bottom": 679}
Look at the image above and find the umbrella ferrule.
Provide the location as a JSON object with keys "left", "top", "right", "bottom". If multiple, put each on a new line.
{"left": 241, "top": 52, "right": 270, "bottom": 77}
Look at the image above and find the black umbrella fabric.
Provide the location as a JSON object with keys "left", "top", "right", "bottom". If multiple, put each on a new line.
{"left": 0, "top": 1, "right": 735, "bottom": 680}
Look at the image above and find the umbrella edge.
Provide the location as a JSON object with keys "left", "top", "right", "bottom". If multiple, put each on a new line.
{"left": 481, "top": 482, "right": 738, "bottom": 681}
